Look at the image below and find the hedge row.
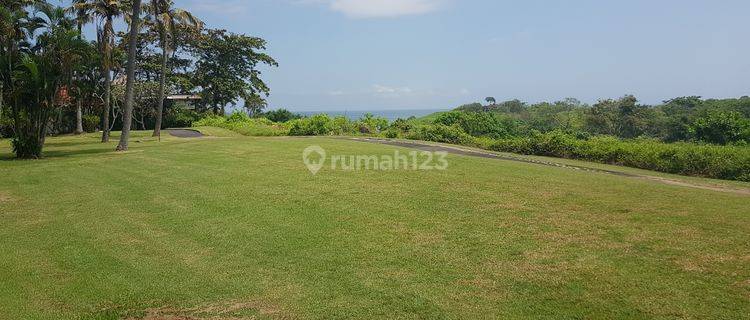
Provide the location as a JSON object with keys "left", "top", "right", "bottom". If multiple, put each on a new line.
{"left": 487, "top": 131, "right": 750, "bottom": 181}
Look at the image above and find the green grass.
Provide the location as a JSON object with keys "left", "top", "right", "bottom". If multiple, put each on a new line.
{"left": 0, "top": 130, "right": 749, "bottom": 319}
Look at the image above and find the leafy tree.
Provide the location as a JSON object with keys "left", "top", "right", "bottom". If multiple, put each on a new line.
{"left": 242, "top": 94, "right": 267, "bottom": 116}
{"left": 143, "top": 0, "right": 202, "bottom": 138}
{"left": 259, "top": 108, "right": 302, "bottom": 123}
{"left": 191, "top": 29, "right": 277, "bottom": 115}
{"left": 485, "top": 96, "right": 496, "bottom": 106}
{"left": 2, "top": 1, "right": 87, "bottom": 158}
{"left": 689, "top": 110, "right": 749, "bottom": 145}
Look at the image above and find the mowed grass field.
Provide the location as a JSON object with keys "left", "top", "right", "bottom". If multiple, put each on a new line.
{"left": 0, "top": 129, "right": 749, "bottom": 319}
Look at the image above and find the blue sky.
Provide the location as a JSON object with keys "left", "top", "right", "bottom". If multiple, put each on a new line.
{"left": 88, "top": 0, "right": 750, "bottom": 110}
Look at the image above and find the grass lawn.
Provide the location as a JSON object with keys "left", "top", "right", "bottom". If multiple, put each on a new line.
{"left": 0, "top": 130, "right": 749, "bottom": 319}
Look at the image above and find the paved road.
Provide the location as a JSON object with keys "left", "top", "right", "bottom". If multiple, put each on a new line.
{"left": 167, "top": 129, "right": 204, "bottom": 138}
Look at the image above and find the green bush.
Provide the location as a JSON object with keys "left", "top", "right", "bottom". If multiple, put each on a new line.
{"left": 259, "top": 109, "right": 303, "bottom": 123}
{"left": 193, "top": 115, "right": 227, "bottom": 127}
{"left": 0, "top": 115, "right": 13, "bottom": 138}
{"left": 406, "top": 124, "right": 475, "bottom": 145}
{"left": 289, "top": 114, "right": 334, "bottom": 136}
{"left": 489, "top": 131, "right": 750, "bottom": 181}
{"left": 434, "top": 111, "right": 518, "bottom": 139}
{"left": 689, "top": 110, "right": 750, "bottom": 145}
{"left": 331, "top": 116, "right": 357, "bottom": 135}
{"left": 82, "top": 115, "right": 100, "bottom": 133}
{"left": 165, "top": 109, "right": 201, "bottom": 128}
{"left": 193, "top": 113, "right": 288, "bottom": 136}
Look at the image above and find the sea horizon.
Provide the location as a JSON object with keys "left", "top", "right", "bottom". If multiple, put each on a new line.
{"left": 288, "top": 108, "right": 449, "bottom": 121}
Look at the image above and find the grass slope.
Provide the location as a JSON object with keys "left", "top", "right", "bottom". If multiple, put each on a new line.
{"left": 0, "top": 131, "right": 748, "bottom": 319}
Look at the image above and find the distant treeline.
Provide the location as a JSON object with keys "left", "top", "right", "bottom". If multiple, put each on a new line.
{"left": 453, "top": 96, "right": 750, "bottom": 145}
{"left": 189, "top": 95, "right": 750, "bottom": 181}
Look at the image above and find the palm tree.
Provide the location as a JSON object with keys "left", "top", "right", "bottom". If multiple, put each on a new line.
{"left": 145, "top": 0, "right": 202, "bottom": 138}
{"left": 116, "top": 0, "right": 142, "bottom": 151}
{"left": 73, "top": 0, "right": 126, "bottom": 142}
{"left": 68, "top": 0, "right": 93, "bottom": 134}
{"left": 3, "top": 1, "right": 87, "bottom": 158}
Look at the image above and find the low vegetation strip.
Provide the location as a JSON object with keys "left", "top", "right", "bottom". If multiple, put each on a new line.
{"left": 192, "top": 107, "right": 750, "bottom": 181}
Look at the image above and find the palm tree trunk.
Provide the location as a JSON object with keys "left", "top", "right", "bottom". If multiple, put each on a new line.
{"left": 152, "top": 29, "right": 168, "bottom": 137}
{"left": 102, "top": 66, "right": 111, "bottom": 142}
{"left": 117, "top": 0, "right": 142, "bottom": 151}
{"left": 101, "top": 18, "right": 113, "bottom": 143}
{"left": 75, "top": 99, "right": 83, "bottom": 134}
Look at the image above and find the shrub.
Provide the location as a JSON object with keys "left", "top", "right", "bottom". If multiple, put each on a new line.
{"left": 434, "top": 111, "right": 518, "bottom": 139}
{"left": 193, "top": 113, "right": 288, "bottom": 136}
{"left": 356, "top": 113, "right": 389, "bottom": 133}
{"left": 489, "top": 131, "right": 750, "bottom": 181}
{"left": 82, "top": 115, "right": 100, "bottom": 133}
{"left": 0, "top": 115, "right": 13, "bottom": 138}
{"left": 406, "top": 124, "right": 474, "bottom": 145}
{"left": 193, "top": 115, "right": 227, "bottom": 127}
{"left": 260, "top": 109, "right": 303, "bottom": 123}
{"left": 331, "top": 116, "right": 357, "bottom": 135}
{"left": 289, "top": 114, "right": 334, "bottom": 136}
{"left": 165, "top": 109, "right": 201, "bottom": 128}
{"left": 689, "top": 110, "right": 750, "bottom": 145}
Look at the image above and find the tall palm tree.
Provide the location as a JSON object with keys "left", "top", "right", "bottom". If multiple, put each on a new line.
{"left": 73, "top": 0, "right": 125, "bottom": 142}
{"left": 145, "top": 0, "right": 202, "bottom": 138}
{"left": 116, "top": 0, "right": 142, "bottom": 151}
{"left": 68, "top": 0, "right": 93, "bottom": 134}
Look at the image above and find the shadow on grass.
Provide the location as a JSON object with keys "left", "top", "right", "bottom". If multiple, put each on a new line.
{"left": 0, "top": 146, "right": 116, "bottom": 161}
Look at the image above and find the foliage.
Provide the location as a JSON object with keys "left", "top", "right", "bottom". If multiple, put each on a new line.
{"left": 356, "top": 113, "right": 389, "bottom": 134}
{"left": 2, "top": 2, "right": 88, "bottom": 158}
{"left": 193, "top": 111, "right": 288, "bottom": 136}
{"left": 259, "top": 108, "right": 303, "bottom": 123}
{"left": 489, "top": 131, "right": 750, "bottom": 181}
{"left": 405, "top": 124, "right": 475, "bottom": 145}
{"left": 688, "top": 110, "right": 750, "bottom": 145}
{"left": 434, "top": 111, "right": 519, "bottom": 139}
{"left": 289, "top": 114, "right": 334, "bottom": 136}
{"left": 82, "top": 114, "right": 100, "bottom": 132}
{"left": 191, "top": 28, "right": 277, "bottom": 114}
{"left": 164, "top": 107, "right": 200, "bottom": 128}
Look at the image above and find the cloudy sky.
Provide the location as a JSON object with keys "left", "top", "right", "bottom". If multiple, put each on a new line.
{"left": 123, "top": 0, "right": 750, "bottom": 110}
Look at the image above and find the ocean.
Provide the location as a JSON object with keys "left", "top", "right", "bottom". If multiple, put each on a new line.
{"left": 295, "top": 109, "right": 446, "bottom": 121}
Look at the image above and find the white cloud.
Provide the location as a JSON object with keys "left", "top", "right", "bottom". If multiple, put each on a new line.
{"left": 373, "top": 84, "right": 413, "bottom": 96}
{"left": 302, "top": 0, "right": 445, "bottom": 18}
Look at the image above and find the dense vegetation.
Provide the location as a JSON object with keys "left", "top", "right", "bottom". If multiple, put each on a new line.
{"left": 0, "top": 0, "right": 275, "bottom": 157}
{"left": 193, "top": 96, "right": 750, "bottom": 181}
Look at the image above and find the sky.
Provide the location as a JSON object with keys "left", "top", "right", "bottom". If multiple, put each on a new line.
{"left": 83, "top": 0, "right": 750, "bottom": 111}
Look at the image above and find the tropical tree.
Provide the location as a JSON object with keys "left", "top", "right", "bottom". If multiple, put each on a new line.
{"left": 2, "top": 1, "right": 87, "bottom": 158}
{"left": 485, "top": 97, "right": 496, "bottom": 105}
{"left": 116, "top": 0, "right": 142, "bottom": 151}
{"left": 68, "top": 0, "right": 93, "bottom": 134}
{"left": 144, "top": 0, "right": 202, "bottom": 138}
{"left": 73, "top": 0, "right": 126, "bottom": 142}
{"left": 192, "top": 29, "right": 277, "bottom": 115}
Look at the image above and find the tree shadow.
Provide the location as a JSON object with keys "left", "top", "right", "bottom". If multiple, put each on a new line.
{"left": 0, "top": 146, "right": 118, "bottom": 161}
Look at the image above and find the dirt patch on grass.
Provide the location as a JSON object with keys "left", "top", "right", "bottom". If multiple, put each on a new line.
{"left": 0, "top": 192, "right": 12, "bottom": 203}
{"left": 128, "top": 298, "right": 292, "bottom": 320}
